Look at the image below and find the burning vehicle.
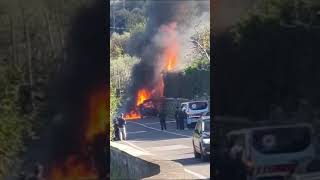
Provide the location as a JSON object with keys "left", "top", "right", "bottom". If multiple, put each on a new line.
{"left": 138, "top": 97, "right": 164, "bottom": 118}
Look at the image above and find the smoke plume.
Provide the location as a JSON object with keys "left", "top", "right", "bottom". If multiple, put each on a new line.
{"left": 124, "top": 0, "right": 209, "bottom": 112}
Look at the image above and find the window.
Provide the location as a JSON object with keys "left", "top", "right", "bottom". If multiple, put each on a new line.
{"left": 189, "top": 102, "right": 208, "bottom": 110}
{"left": 252, "top": 127, "right": 311, "bottom": 154}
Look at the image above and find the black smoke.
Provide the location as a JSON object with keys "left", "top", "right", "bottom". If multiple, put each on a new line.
{"left": 18, "top": 1, "right": 108, "bottom": 179}
{"left": 124, "top": 0, "right": 209, "bottom": 112}
{"left": 50, "top": 0, "right": 108, "bottom": 178}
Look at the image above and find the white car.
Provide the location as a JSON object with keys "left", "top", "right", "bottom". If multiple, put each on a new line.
{"left": 180, "top": 101, "right": 209, "bottom": 128}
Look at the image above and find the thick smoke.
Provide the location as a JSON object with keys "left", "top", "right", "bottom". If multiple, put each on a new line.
{"left": 124, "top": 0, "right": 209, "bottom": 112}
{"left": 50, "top": 0, "right": 108, "bottom": 178}
{"left": 18, "top": 1, "right": 108, "bottom": 179}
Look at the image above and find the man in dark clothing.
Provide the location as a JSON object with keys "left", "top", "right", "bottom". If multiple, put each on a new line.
{"left": 179, "top": 109, "right": 187, "bottom": 130}
{"left": 175, "top": 107, "right": 180, "bottom": 129}
{"left": 112, "top": 118, "right": 119, "bottom": 141}
{"left": 159, "top": 110, "right": 167, "bottom": 130}
{"left": 117, "top": 113, "right": 127, "bottom": 140}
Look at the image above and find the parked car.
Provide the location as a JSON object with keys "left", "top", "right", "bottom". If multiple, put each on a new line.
{"left": 192, "top": 116, "right": 210, "bottom": 161}
{"left": 226, "top": 123, "right": 316, "bottom": 180}
{"left": 181, "top": 101, "right": 209, "bottom": 128}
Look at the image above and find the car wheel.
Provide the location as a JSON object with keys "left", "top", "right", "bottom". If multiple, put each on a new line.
{"left": 200, "top": 144, "right": 207, "bottom": 161}
{"left": 193, "top": 141, "right": 201, "bottom": 158}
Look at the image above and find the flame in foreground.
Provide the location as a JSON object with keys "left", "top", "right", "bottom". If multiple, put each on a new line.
{"left": 48, "top": 88, "right": 107, "bottom": 179}
{"left": 124, "top": 21, "right": 179, "bottom": 120}
{"left": 85, "top": 88, "right": 107, "bottom": 142}
{"left": 49, "top": 155, "right": 97, "bottom": 180}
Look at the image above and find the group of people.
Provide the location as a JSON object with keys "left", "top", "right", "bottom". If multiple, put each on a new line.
{"left": 158, "top": 106, "right": 187, "bottom": 131}
{"left": 175, "top": 106, "right": 187, "bottom": 130}
{"left": 112, "top": 113, "right": 127, "bottom": 141}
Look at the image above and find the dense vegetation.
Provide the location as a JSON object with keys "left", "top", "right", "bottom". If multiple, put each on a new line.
{"left": 214, "top": 0, "right": 320, "bottom": 120}
{"left": 0, "top": 0, "right": 92, "bottom": 178}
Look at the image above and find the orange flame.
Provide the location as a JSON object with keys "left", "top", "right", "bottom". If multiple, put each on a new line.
{"left": 136, "top": 89, "right": 151, "bottom": 106}
{"left": 125, "top": 21, "right": 179, "bottom": 120}
{"left": 160, "top": 22, "right": 179, "bottom": 71}
{"left": 48, "top": 87, "right": 106, "bottom": 179}
{"left": 124, "top": 109, "right": 141, "bottom": 120}
{"left": 124, "top": 89, "right": 151, "bottom": 120}
{"left": 49, "top": 155, "right": 97, "bottom": 180}
{"left": 85, "top": 88, "right": 107, "bottom": 142}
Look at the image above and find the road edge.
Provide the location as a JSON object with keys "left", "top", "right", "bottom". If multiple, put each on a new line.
{"left": 110, "top": 141, "right": 196, "bottom": 179}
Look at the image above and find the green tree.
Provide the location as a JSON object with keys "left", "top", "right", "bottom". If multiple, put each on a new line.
{"left": 110, "top": 32, "right": 131, "bottom": 58}
{"left": 111, "top": 54, "right": 140, "bottom": 90}
{"left": 110, "top": 83, "right": 120, "bottom": 137}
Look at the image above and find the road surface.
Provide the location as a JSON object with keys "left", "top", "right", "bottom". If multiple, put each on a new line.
{"left": 117, "top": 116, "right": 210, "bottom": 179}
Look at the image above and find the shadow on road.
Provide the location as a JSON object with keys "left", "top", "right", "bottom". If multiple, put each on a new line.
{"left": 173, "top": 157, "right": 210, "bottom": 166}
{"left": 126, "top": 135, "right": 190, "bottom": 142}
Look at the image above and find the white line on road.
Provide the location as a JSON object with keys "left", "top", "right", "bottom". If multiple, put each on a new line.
{"left": 127, "top": 130, "right": 147, "bottom": 134}
{"left": 128, "top": 121, "right": 191, "bottom": 138}
{"left": 184, "top": 168, "right": 208, "bottom": 179}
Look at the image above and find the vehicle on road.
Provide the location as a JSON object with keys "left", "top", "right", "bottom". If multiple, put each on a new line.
{"left": 225, "top": 123, "right": 316, "bottom": 180}
{"left": 139, "top": 99, "right": 158, "bottom": 118}
{"left": 192, "top": 116, "right": 210, "bottom": 161}
{"left": 181, "top": 101, "right": 209, "bottom": 128}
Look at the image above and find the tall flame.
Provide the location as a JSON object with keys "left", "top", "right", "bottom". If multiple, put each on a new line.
{"left": 125, "top": 21, "right": 179, "bottom": 120}
{"left": 161, "top": 22, "right": 179, "bottom": 72}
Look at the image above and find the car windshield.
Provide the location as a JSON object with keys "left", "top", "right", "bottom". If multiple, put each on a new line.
{"left": 252, "top": 127, "right": 311, "bottom": 154}
{"left": 204, "top": 120, "right": 210, "bottom": 132}
{"left": 189, "top": 102, "right": 208, "bottom": 110}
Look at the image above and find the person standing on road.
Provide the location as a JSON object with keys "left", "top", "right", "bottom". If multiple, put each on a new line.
{"left": 117, "top": 113, "right": 127, "bottom": 140}
{"left": 179, "top": 109, "right": 187, "bottom": 130}
{"left": 159, "top": 109, "right": 167, "bottom": 130}
{"left": 175, "top": 106, "right": 180, "bottom": 130}
{"left": 112, "top": 118, "right": 120, "bottom": 141}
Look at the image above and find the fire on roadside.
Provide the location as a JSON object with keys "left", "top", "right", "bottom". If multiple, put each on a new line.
{"left": 124, "top": 21, "right": 179, "bottom": 120}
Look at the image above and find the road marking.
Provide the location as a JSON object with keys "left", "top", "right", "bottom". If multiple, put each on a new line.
{"left": 184, "top": 168, "right": 208, "bottom": 179}
{"left": 143, "top": 120, "right": 176, "bottom": 125}
{"left": 147, "top": 145, "right": 191, "bottom": 151}
{"left": 128, "top": 121, "right": 191, "bottom": 138}
{"left": 127, "top": 130, "right": 147, "bottom": 134}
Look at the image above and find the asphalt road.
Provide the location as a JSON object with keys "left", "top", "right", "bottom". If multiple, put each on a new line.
{"left": 117, "top": 116, "right": 210, "bottom": 179}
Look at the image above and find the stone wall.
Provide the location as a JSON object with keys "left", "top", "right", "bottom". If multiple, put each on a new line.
{"left": 110, "top": 142, "right": 192, "bottom": 179}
